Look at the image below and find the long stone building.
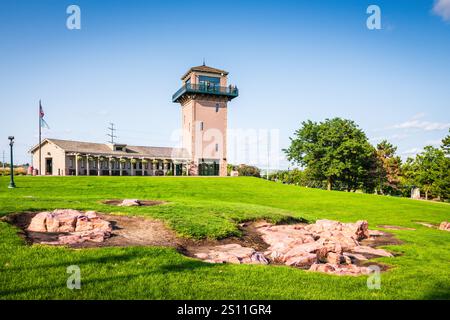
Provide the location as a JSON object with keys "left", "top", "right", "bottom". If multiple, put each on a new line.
{"left": 30, "top": 65, "right": 239, "bottom": 176}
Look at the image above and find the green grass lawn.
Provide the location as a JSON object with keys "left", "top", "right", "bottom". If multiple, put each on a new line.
{"left": 0, "top": 176, "right": 449, "bottom": 299}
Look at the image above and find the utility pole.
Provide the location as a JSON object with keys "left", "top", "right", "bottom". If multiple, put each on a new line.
{"left": 107, "top": 122, "right": 117, "bottom": 144}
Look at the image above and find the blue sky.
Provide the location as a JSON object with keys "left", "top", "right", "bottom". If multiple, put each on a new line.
{"left": 0, "top": 0, "right": 449, "bottom": 168}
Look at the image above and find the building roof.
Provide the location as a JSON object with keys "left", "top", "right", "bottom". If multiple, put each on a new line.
{"left": 29, "top": 138, "right": 190, "bottom": 159}
{"left": 181, "top": 65, "right": 229, "bottom": 80}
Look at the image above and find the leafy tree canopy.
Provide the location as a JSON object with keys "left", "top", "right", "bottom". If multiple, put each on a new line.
{"left": 284, "top": 118, "right": 375, "bottom": 191}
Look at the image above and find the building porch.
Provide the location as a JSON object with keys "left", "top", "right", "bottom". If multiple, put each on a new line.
{"left": 66, "top": 153, "right": 189, "bottom": 176}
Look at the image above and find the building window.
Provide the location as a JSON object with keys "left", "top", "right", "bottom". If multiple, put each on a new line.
{"left": 81, "top": 159, "right": 85, "bottom": 168}
{"left": 200, "top": 122, "right": 204, "bottom": 131}
{"left": 199, "top": 76, "right": 220, "bottom": 86}
{"left": 69, "top": 159, "right": 74, "bottom": 168}
{"left": 215, "top": 103, "right": 219, "bottom": 113}
{"left": 215, "top": 144, "right": 219, "bottom": 152}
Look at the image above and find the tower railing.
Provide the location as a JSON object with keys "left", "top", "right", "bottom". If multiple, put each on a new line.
{"left": 172, "top": 83, "right": 239, "bottom": 102}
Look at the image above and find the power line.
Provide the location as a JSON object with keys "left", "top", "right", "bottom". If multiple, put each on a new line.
{"left": 107, "top": 122, "right": 118, "bottom": 144}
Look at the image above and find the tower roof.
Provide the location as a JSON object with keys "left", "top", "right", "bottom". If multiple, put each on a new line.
{"left": 181, "top": 65, "right": 229, "bottom": 80}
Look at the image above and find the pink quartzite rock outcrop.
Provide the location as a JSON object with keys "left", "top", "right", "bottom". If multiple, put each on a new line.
{"left": 257, "top": 219, "right": 392, "bottom": 276}
{"left": 439, "top": 221, "right": 450, "bottom": 231}
{"left": 190, "top": 219, "right": 393, "bottom": 276}
{"left": 118, "top": 199, "right": 141, "bottom": 207}
{"left": 193, "top": 244, "right": 269, "bottom": 265}
{"left": 27, "top": 209, "right": 112, "bottom": 245}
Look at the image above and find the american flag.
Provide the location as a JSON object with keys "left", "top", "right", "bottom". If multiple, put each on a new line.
{"left": 39, "top": 100, "right": 49, "bottom": 129}
{"left": 39, "top": 100, "right": 44, "bottom": 118}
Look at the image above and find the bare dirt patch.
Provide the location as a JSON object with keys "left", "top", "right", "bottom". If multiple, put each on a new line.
{"left": 2, "top": 212, "right": 180, "bottom": 249}
{"left": 415, "top": 221, "right": 439, "bottom": 229}
{"left": 414, "top": 221, "right": 450, "bottom": 231}
{"left": 183, "top": 220, "right": 399, "bottom": 275}
{"left": 3, "top": 212, "right": 400, "bottom": 276}
{"left": 102, "top": 199, "right": 166, "bottom": 207}
{"left": 377, "top": 225, "right": 416, "bottom": 231}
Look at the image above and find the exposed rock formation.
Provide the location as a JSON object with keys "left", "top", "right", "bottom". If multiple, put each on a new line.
{"left": 118, "top": 199, "right": 142, "bottom": 207}
{"left": 257, "top": 219, "right": 392, "bottom": 276}
{"left": 27, "top": 209, "right": 112, "bottom": 245}
{"left": 193, "top": 244, "right": 269, "bottom": 265}
{"left": 189, "top": 219, "right": 393, "bottom": 276}
{"left": 439, "top": 221, "right": 450, "bottom": 231}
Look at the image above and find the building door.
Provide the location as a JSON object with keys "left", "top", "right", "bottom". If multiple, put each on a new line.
{"left": 175, "top": 164, "right": 182, "bottom": 176}
{"left": 46, "top": 158, "right": 53, "bottom": 175}
{"left": 199, "top": 161, "right": 219, "bottom": 176}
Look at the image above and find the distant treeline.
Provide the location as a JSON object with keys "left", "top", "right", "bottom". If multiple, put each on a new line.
{"left": 270, "top": 118, "right": 450, "bottom": 201}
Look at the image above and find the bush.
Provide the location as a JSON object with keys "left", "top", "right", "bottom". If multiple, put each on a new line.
{"left": 0, "top": 167, "right": 27, "bottom": 176}
{"left": 237, "top": 164, "right": 260, "bottom": 177}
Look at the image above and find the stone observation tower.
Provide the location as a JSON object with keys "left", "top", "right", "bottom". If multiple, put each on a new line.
{"left": 172, "top": 65, "right": 238, "bottom": 176}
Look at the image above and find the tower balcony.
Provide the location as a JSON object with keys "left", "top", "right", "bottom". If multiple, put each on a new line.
{"left": 172, "top": 83, "right": 239, "bottom": 103}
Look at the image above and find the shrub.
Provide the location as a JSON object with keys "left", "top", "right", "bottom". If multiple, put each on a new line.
{"left": 237, "top": 164, "right": 260, "bottom": 177}
{"left": 0, "top": 167, "right": 27, "bottom": 176}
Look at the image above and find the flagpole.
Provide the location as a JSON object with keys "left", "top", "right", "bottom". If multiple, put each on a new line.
{"left": 39, "top": 100, "right": 41, "bottom": 176}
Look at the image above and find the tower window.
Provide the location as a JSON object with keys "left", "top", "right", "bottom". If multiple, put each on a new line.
{"left": 215, "top": 104, "right": 219, "bottom": 113}
{"left": 199, "top": 76, "right": 220, "bottom": 86}
{"left": 215, "top": 144, "right": 219, "bottom": 152}
{"left": 200, "top": 121, "right": 204, "bottom": 131}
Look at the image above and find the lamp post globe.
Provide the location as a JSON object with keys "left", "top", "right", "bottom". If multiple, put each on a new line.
{"left": 8, "top": 136, "right": 16, "bottom": 189}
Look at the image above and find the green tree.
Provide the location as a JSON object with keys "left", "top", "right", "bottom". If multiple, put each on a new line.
{"left": 375, "top": 140, "right": 401, "bottom": 195}
{"left": 284, "top": 118, "right": 375, "bottom": 191}
{"left": 399, "top": 157, "right": 419, "bottom": 197}
{"left": 442, "top": 129, "right": 450, "bottom": 155}
{"left": 237, "top": 164, "right": 261, "bottom": 177}
{"left": 415, "top": 146, "right": 447, "bottom": 200}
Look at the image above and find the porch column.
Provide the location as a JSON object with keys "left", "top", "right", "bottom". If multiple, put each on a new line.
{"left": 109, "top": 158, "right": 112, "bottom": 176}
{"left": 97, "top": 157, "right": 101, "bottom": 176}
{"left": 75, "top": 154, "right": 79, "bottom": 176}
{"left": 86, "top": 155, "right": 90, "bottom": 176}
{"left": 120, "top": 159, "right": 123, "bottom": 176}
{"left": 152, "top": 160, "right": 157, "bottom": 176}
{"left": 163, "top": 161, "right": 167, "bottom": 176}
{"left": 142, "top": 159, "right": 145, "bottom": 176}
{"left": 131, "top": 158, "right": 134, "bottom": 176}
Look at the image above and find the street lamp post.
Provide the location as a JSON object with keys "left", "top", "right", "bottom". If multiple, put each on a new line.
{"left": 8, "top": 136, "right": 16, "bottom": 189}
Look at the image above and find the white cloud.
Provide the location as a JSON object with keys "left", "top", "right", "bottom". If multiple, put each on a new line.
{"left": 401, "top": 147, "right": 423, "bottom": 156}
{"left": 370, "top": 133, "right": 410, "bottom": 142}
{"left": 392, "top": 113, "right": 449, "bottom": 131}
{"left": 425, "top": 139, "right": 443, "bottom": 146}
{"left": 433, "top": 0, "right": 450, "bottom": 22}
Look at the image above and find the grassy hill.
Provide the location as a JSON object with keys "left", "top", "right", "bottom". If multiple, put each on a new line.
{"left": 0, "top": 176, "right": 449, "bottom": 299}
